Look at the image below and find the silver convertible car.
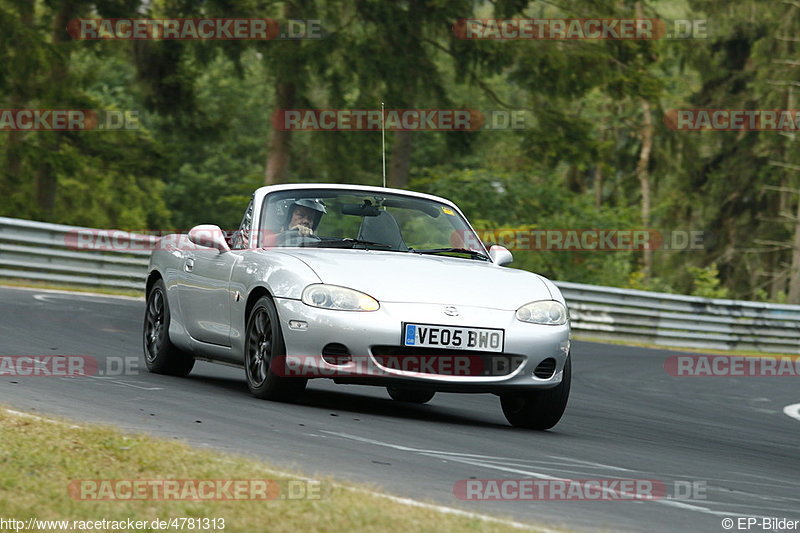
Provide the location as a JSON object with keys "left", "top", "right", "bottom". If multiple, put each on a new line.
{"left": 143, "top": 184, "right": 571, "bottom": 429}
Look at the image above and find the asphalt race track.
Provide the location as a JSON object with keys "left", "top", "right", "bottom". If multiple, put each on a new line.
{"left": 1, "top": 286, "right": 798, "bottom": 532}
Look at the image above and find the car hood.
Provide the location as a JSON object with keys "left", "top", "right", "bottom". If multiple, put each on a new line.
{"left": 270, "top": 248, "right": 553, "bottom": 310}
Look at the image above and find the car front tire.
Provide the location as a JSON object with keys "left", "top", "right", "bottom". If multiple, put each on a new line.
{"left": 244, "top": 295, "right": 307, "bottom": 401}
{"left": 143, "top": 279, "right": 195, "bottom": 376}
{"left": 500, "top": 356, "right": 571, "bottom": 430}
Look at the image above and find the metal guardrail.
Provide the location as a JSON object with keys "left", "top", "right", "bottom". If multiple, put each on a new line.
{"left": 557, "top": 282, "right": 800, "bottom": 354}
{"left": 1, "top": 217, "right": 798, "bottom": 353}
{"left": 0, "top": 217, "right": 152, "bottom": 290}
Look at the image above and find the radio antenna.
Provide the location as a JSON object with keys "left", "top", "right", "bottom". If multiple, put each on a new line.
{"left": 381, "top": 102, "right": 387, "bottom": 187}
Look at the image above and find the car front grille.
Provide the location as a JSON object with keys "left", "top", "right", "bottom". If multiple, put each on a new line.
{"left": 370, "top": 345, "right": 524, "bottom": 377}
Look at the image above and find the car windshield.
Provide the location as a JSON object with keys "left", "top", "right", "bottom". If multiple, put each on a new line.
{"left": 259, "top": 189, "right": 488, "bottom": 259}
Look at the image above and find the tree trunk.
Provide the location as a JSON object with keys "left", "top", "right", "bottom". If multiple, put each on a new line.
{"left": 594, "top": 114, "right": 607, "bottom": 208}
{"left": 264, "top": 1, "right": 302, "bottom": 185}
{"left": 264, "top": 81, "right": 295, "bottom": 184}
{"left": 787, "top": 195, "right": 800, "bottom": 303}
{"left": 594, "top": 166, "right": 603, "bottom": 208}
{"left": 6, "top": 110, "right": 25, "bottom": 203}
{"left": 783, "top": 86, "right": 797, "bottom": 301}
{"left": 4, "top": 2, "right": 34, "bottom": 202}
{"left": 636, "top": 99, "right": 654, "bottom": 276}
{"left": 388, "top": 130, "right": 412, "bottom": 188}
{"left": 34, "top": 0, "right": 79, "bottom": 216}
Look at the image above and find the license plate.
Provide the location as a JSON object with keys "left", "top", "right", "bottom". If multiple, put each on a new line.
{"left": 403, "top": 323, "right": 504, "bottom": 353}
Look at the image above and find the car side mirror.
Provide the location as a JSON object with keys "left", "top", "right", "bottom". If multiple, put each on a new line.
{"left": 188, "top": 224, "right": 230, "bottom": 253}
{"left": 489, "top": 245, "right": 513, "bottom": 266}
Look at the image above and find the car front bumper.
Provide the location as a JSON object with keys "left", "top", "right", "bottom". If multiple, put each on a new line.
{"left": 275, "top": 298, "right": 570, "bottom": 392}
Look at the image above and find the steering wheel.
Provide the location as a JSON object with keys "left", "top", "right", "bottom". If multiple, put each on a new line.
{"left": 279, "top": 227, "right": 321, "bottom": 246}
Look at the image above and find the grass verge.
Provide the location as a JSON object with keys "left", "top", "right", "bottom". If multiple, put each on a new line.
{"left": 0, "top": 408, "right": 551, "bottom": 533}
{"left": 0, "top": 278, "right": 142, "bottom": 298}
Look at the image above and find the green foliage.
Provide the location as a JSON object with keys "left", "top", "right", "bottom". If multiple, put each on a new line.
{"left": 0, "top": 0, "right": 795, "bottom": 302}
{"left": 687, "top": 263, "right": 730, "bottom": 299}
{"left": 626, "top": 270, "right": 674, "bottom": 294}
{"left": 410, "top": 167, "right": 640, "bottom": 286}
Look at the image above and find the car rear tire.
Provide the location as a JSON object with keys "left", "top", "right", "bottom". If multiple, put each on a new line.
{"left": 143, "top": 279, "right": 195, "bottom": 376}
{"left": 244, "top": 295, "right": 307, "bottom": 401}
{"left": 500, "top": 356, "right": 571, "bottom": 430}
{"left": 387, "top": 386, "right": 435, "bottom": 404}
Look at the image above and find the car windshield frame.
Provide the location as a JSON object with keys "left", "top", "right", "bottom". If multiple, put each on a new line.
{"left": 257, "top": 188, "right": 489, "bottom": 259}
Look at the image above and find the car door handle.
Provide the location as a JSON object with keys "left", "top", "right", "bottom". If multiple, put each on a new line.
{"left": 184, "top": 258, "right": 194, "bottom": 273}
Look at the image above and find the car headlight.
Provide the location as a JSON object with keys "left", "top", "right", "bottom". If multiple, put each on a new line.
{"left": 515, "top": 300, "right": 568, "bottom": 325}
{"left": 301, "top": 284, "right": 380, "bottom": 311}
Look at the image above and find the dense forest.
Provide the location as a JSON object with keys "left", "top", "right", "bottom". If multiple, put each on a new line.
{"left": 0, "top": 0, "right": 797, "bottom": 303}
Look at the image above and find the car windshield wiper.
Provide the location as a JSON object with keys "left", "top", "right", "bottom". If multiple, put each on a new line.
{"left": 342, "top": 238, "right": 393, "bottom": 249}
{"left": 409, "top": 247, "right": 490, "bottom": 261}
{"left": 307, "top": 237, "right": 393, "bottom": 250}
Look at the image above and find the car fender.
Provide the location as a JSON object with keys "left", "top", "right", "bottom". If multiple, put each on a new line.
{"left": 228, "top": 249, "right": 322, "bottom": 359}
{"left": 147, "top": 234, "right": 193, "bottom": 351}
{"left": 535, "top": 275, "right": 567, "bottom": 305}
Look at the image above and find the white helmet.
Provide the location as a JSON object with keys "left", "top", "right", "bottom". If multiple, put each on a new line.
{"left": 286, "top": 198, "right": 327, "bottom": 230}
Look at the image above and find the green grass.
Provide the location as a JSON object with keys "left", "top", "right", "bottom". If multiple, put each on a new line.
{"left": 0, "top": 408, "right": 555, "bottom": 533}
{"left": 0, "top": 278, "right": 143, "bottom": 298}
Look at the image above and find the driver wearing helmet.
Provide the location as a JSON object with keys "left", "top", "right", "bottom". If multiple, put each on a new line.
{"left": 276, "top": 198, "right": 326, "bottom": 245}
